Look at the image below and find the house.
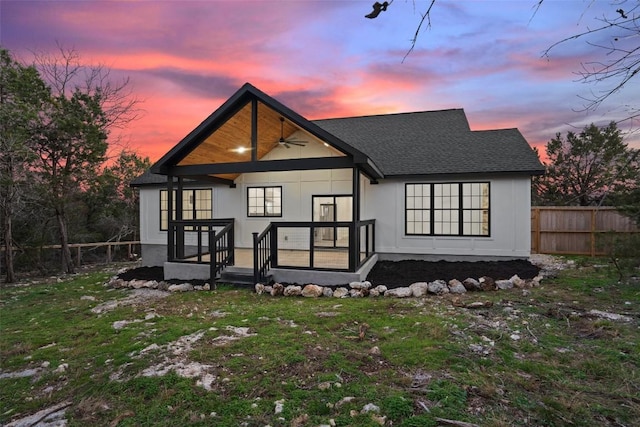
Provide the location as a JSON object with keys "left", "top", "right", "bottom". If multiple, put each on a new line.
{"left": 132, "top": 83, "right": 544, "bottom": 285}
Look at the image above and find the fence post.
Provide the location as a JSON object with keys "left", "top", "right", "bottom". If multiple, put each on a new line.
{"left": 590, "top": 208, "right": 596, "bottom": 257}
{"left": 76, "top": 246, "right": 81, "bottom": 267}
{"left": 106, "top": 244, "right": 112, "bottom": 263}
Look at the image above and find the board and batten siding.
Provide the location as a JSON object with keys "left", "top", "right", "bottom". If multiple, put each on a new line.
{"left": 364, "top": 175, "right": 532, "bottom": 259}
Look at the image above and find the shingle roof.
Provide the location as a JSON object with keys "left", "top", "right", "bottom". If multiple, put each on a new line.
{"left": 133, "top": 106, "right": 543, "bottom": 186}
{"left": 313, "top": 110, "right": 544, "bottom": 177}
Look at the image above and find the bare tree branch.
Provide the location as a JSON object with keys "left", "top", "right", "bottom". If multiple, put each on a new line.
{"left": 402, "top": 0, "right": 436, "bottom": 63}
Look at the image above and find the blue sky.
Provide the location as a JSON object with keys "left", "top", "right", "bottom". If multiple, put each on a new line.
{"left": 2, "top": 0, "right": 638, "bottom": 160}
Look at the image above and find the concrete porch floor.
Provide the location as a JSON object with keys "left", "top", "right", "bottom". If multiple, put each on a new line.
{"left": 165, "top": 247, "right": 377, "bottom": 286}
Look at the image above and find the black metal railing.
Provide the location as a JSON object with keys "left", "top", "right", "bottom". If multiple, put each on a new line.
{"left": 169, "top": 218, "right": 234, "bottom": 265}
{"left": 252, "top": 224, "right": 274, "bottom": 284}
{"left": 252, "top": 220, "right": 375, "bottom": 284}
{"left": 210, "top": 221, "right": 235, "bottom": 280}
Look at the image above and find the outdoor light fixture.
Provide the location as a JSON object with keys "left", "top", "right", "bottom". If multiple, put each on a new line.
{"left": 233, "top": 146, "right": 248, "bottom": 154}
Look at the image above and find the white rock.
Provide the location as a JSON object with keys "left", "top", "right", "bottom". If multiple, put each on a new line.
{"left": 301, "top": 284, "right": 323, "bottom": 297}
{"left": 80, "top": 295, "right": 96, "bottom": 301}
{"left": 448, "top": 279, "right": 467, "bottom": 294}
{"left": 283, "top": 285, "right": 302, "bottom": 296}
{"left": 374, "top": 285, "right": 388, "bottom": 294}
{"left": 54, "top": 363, "right": 68, "bottom": 373}
{"left": 333, "top": 287, "right": 349, "bottom": 298}
{"left": 427, "top": 280, "right": 449, "bottom": 295}
{"left": 362, "top": 403, "right": 380, "bottom": 413}
{"left": 496, "top": 279, "right": 514, "bottom": 290}
{"left": 350, "top": 281, "right": 371, "bottom": 290}
{"left": 322, "top": 287, "right": 334, "bottom": 298}
{"left": 274, "top": 399, "right": 285, "bottom": 414}
{"left": 255, "top": 283, "right": 265, "bottom": 295}
{"left": 168, "top": 283, "right": 194, "bottom": 292}
{"left": 409, "top": 282, "right": 429, "bottom": 297}
{"left": 385, "top": 287, "right": 412, "bottom": 298}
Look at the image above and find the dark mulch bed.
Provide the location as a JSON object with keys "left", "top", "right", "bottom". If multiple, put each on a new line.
{"left": 118, "top": 260, "right": 540, "bottom": 288}
{"left": 366, "top": 259, "right": 540, "bottom": 287}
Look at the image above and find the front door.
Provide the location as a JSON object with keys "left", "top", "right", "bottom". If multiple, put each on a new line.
{"left": 312, "top": 195, "right": 352, "bottom": 248}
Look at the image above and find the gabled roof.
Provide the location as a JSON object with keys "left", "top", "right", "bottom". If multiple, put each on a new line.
{"left": 150, "top": 83, "right": 380, "bottom": 179}
{"left": 314, "top": 111, "right": 544, "bottom": 177}
{"left": 140, "top": 83, "right": 542, "bottom": 187}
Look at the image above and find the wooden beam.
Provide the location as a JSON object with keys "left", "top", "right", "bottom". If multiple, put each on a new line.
{"left": 169, "top": 156, "right": 354, "bottom": 176}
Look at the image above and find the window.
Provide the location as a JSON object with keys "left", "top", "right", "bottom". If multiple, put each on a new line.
{"left": 247, "top": 186, "right": 282, "bottom": 217}
{"left": 160, "top": 189, "right": 212, "bottom": 230}
{"left": 405, "top": 182, "right": 489, "bottom": 236}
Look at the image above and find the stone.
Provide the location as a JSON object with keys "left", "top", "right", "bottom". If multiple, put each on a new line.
{"left": 283, "top": 285, "right": 302, "bottom": 296}
{"left": 349, "top": 289, "right": 366, "bottom": 298}
{"left": 271, "top": 283, "right": 284, "bottom": 296}
{"left": 255, "top": 283, "right": 265, "bottom": 295}
{"left": 510, "top": 274, "right": 526, "bottom": 288}
{"left": 322, "top": 287, "right": 334, "bottom": 298}
{"left": 462, "top": 278, "right": 481, "bottom": 291}
{"left": 368, "top": 346, "right": 381, "bottom": 355}
{"left": 335, "top": 396, "right": 355, "bottom": 408}
{"left": 448, "top": 279, "right": 467, "bottom": 294}
{"left": 318, "top": 381, "right": 332, "bottom": 390}
{"left": 203, "top": 283, "right": 211, "bottom": 291}
{"left": 496, "top": 279, "right": 514, "bottom": 290}
{"left": 362, "top": 403, "right": 380, "bottom": 413}
{"left": 157, "top": 281, "right": 170, "bottom": 291}
{"left": 333, "top": 287, "right": 349, "bottom": 298}
{"left": 374, "top": 285, "right": 388, "bottom": 294}
{"left": 264, "top": 285, "right": 273, "bottom": 294}
{"left": 428, "top": 280, "right": 449, "bottom": 295}
{"left": 409, "top": 282, "right": 429, "bottom": 297}
{"left": 168, "top": 283, "right": 194, "bottom": 292}
{"left": 54, "top": 363, "right": 68, "bottom": 373}
{"left": 274, "top": 399, "right": 285, "bottom": 414}
{"left": 350, "top": 281, "right": 372, "bottom": 290}
{"left": 302, "top": 284, "right": 323, "bottom": 298}
{"left": 369, "top": 289, "right": 380, "bottom": 297}
{"left": 80, "top": 295, "right": 96, "bottom": 301}
{"left": 479, "top": 276, "right": 496, "bottom": 291}
{"left": 385, "top": 287, "right": 412, "bottom": 298}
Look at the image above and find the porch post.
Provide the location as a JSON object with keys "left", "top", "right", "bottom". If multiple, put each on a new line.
{"left": 175, "top": 177, "right": 185, "bottom": 259}
{"left": 167, "top": 175, "right": 174, "bottom": 261}
{"left": 349, "top": 167, "right": 361, "bottom": 271}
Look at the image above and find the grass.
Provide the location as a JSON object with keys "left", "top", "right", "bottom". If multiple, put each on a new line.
{"left": 1, "top": 258, "right": 639, "bottom": 426}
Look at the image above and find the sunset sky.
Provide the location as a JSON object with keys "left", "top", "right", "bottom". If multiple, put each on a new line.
{"left": 2, "top": 0, "right": 639, "bottom": 162}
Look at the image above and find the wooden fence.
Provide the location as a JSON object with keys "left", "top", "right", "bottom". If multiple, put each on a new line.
{"left": 531, "top": 207, "right": 638, "bottom": 256}
{"left": 1, "top": 241, "right": 141, "bottom": 268}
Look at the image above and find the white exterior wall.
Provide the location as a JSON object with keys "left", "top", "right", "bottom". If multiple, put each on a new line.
{"left": 139, "top": 135, "right": 533, "bottom": 263}
{"left": 363, "top": 175, "right": 532, "bottom": 259}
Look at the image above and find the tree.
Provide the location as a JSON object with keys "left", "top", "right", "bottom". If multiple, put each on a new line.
{"left": 29, "top": 46, "right": 141, "bottom": 274}
{"left": 533, "top": 122, "right": 640, "bottom": 206}
{"left": 365, "top": 1, "right": 640, "bottom": 122}
{"left": 85, "top": 151, "right": 150, "bottom": 245}
{"left": 0, "top": 48, "right": 50, "bottom": 283}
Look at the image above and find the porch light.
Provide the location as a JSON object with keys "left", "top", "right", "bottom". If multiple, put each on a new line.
{"left": 233, "top": 146, "right": 249, "bottom": 154}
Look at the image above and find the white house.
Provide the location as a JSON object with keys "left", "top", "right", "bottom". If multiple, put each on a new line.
{"left": 132, "top": 83, "right": 543, "bottom": 285}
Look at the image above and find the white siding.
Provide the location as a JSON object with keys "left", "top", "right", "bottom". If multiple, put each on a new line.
{"left": 363, "top": 176, "right": 532, "bottom": 258}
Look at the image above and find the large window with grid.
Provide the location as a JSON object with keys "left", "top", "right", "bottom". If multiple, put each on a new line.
{"left": 247, "top": 186, "right": 282, "bottom": 217}
{"left": 160, "top": 189, "right": 212, "bottom": 230}
{"left": 405, "top": 182, "right": 490, "bottom": 236}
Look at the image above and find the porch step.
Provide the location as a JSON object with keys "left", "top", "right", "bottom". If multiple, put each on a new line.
{"left": 217, "top": 267, "right": 264, "bottom": 286}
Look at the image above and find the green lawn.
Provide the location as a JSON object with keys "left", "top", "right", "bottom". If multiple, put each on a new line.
{"left": 1, "top": 260, "right": 638, "bottom": 426}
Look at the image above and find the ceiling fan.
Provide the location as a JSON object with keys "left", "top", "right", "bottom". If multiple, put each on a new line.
{"left": 277, "top": 117, "right": 307, "bottom": 148}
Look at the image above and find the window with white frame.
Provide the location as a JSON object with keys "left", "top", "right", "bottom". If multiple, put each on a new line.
{"left": 160, "top": 189, "right": 212, "bottom": 230}
{"left": 405, "top": 182, "right": 489, "bottom": 236}
{"left": 247, "top": 186, "right": 282, "bottom": 217}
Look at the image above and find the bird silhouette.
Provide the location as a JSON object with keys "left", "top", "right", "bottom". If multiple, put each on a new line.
{"left": 365, "top": 1, "right": 389, "bottom": 19}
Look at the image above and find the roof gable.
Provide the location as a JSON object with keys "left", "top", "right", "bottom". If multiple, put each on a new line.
{"left": 151, "top": 83, "right": 374, "bottom": 179}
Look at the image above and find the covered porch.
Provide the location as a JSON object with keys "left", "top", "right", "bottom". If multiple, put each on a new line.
{"left": 152, "top": 84, "right": 382, "bottom": 285}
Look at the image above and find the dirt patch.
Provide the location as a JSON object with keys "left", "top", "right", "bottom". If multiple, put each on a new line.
{"left": 366, "top": 259, "right": 540, "bottom": 287}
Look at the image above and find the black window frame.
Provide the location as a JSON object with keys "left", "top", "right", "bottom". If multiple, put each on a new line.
{"left": 405, "top": 182, "right": 490, "bottom": 237}
{"left": 160, "top": 188, "right": 213, "bottom": 231}
{"left": 247, "top": 186, "right": 282, "bottom": 218}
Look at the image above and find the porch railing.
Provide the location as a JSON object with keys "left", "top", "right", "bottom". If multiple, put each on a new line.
{"left": 210, "top": 221, "right": 235, "bottom": 280}
{"left": 168, "top": 218, "right": 234, "bottom": 266}
{"left": 252, "top": 224, "right": 274, "bottom": 284}
{"left": 252, "top": 219, "right": 375, "bottom": 284}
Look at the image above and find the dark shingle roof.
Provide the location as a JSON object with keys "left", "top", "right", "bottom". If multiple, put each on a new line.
{"left": 313, "top": 110, "right": 543, "bottom": 177}
{"left": 133, "top": 108, "right": 543, "bottom": 186}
